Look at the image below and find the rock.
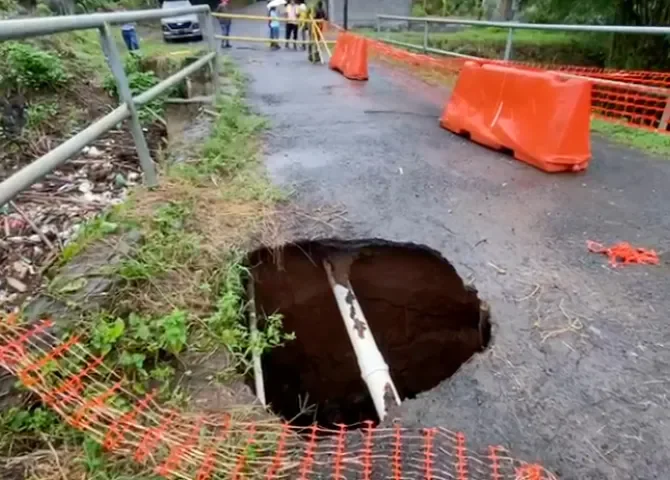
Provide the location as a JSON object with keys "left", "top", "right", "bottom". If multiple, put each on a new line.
{"left": 87, "top": 146, "right": 103, "bottom": 158}
{"left": 78, "top": 180, "right": 93, "bottom": 194}
{"left": 11, "top": 261, "right": 29, "bottom": 279}
{"left": 128, "top": 172, "right": 140, "bottom": 182}
{"left": 6, "top": 277, "right": 27, "bottom": 292}
{"left": 114, "top": 173, "right": 127, "bottom": 187}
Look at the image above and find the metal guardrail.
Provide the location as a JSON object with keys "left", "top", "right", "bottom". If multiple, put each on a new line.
{"left": 0, "top": 7, "right": 220, "bottom": 207}
{"left": 375, "top": 14, "right": 670, "bottom": 131}
{"left": 376, "top": 14, "right": 670, "bottom": 62}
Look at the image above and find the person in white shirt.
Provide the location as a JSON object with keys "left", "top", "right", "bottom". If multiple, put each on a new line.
{"left": 284, "top": 0, "right": 299, "bottom": 50}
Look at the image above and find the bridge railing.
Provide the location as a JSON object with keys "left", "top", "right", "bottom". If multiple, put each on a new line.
{"left": 0, "top": 7, "right": 220, "bottom": 207}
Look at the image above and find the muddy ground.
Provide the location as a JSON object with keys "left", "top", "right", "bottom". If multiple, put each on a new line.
{"left": 220, "top": 4, "right": 670, "bottom": 479}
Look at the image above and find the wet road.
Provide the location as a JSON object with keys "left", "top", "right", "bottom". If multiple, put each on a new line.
{"left": 224, "top": 5, "right": 670, "bottom": 479}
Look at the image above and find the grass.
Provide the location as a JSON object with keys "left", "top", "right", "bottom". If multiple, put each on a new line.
{"left": 50, "top": 57, "right": 289, "bottom": 386}
{"left": 591, "top": 119, "right": 670, "bottom": 157}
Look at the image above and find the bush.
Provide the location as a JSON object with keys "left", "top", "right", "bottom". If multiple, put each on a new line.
{"left": 0, "top": 0, "right": 18, "bottom": 14}
{"left": 35, "top": 1, "right": 53, "bottom": 16}
{"left": 411, "top": 3, "right": 427, "bottom": 16}
{"left": 103, "top": 53, "right": 164, "bottom": 123}
{"left": 25, "top": 101, "right": 59, "bottom": 130}
{"left": 0, "top": 42, "right": 69, "bottom": 92}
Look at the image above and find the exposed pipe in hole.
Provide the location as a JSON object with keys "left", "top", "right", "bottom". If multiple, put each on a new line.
{"left": 323, "top": 255, "right": 401, "bottom": 421}
{"left": 247, "top": 280, "right": 266, "bottom": 406}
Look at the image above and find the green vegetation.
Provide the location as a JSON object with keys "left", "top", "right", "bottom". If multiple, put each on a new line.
{"left": 408, "top": 0, "right": 669, "bottom": 70}
{"left": 50, "top": 58, "right": 289, "bottom": 395}
{"left": 0, "top": 42, "right": 70, "bottom": 91}
{"left": 2, "top": 54, "right": 291, "bottom": 478}
{"left": 103, "top": 52, "right": 166, "bottom": 123}
{"left": 0, "top": 30, "right": 103, "bottom": 146}
{"left": 592, "top": 119, "right": 670, "bottom": 157}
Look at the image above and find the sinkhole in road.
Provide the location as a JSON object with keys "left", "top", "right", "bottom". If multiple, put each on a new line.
{"left": 247, "top": 239, "right": 491, "bottom": 428}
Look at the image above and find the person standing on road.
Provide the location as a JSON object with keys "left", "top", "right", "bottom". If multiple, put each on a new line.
{"left": 308, "top": 0, "right": 327, "bottom": 63}
{"left": 216, "top": 0, "right": 232, "bottom": 48}
{"left": 269, "top": 6, "right": 281, "bottom": 50}
{"left": 297, "top": 0, "right": 309, "bottom": 50}
{"left": 284, "top": 0, "right": 299, "bottom": 50}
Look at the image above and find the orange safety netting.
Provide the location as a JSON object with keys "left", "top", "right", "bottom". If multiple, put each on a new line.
{"left": 485, "top": 60, "right": 670, "bottom": 133}
{"left": 587, "top": 240, "right": 660, "bottom": 267}
{"left": 0, "top": 319, "right": 558, "bottom": 480}
{"left": 352, "top": 33, "right": 670, "bottom": 134}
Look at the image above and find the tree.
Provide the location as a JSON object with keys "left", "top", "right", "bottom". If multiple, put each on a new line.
{"left": 523, "top": 0, "right": 669, "bottom": 69}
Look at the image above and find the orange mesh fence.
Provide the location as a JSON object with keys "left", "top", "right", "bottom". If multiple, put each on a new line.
{"left": 0, "top": 319, "right": 558, "bottom": 480}
{"left": 367, "top": 37, "right": 467, "bottom": 86}
{"left": 356, "top": 35, "right": 670, "bottom": 133}
{"left": 483, "top": 60, "right": 670, "bottom": 133}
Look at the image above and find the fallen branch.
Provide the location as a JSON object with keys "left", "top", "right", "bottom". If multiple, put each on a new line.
{"left": 9, "top": 201, "right": 56, "bottom": 252}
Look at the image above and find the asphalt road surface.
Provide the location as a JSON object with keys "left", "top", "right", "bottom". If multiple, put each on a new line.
{"left": 222, "top": 5, "right": 670, "bottom": 479}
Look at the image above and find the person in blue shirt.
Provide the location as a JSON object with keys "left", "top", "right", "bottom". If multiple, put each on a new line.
{"left": 268, "top": 6, "right": 280, "bottom": 50}
{"left": 121, "top": 21, "right": 140, "bottom": 52}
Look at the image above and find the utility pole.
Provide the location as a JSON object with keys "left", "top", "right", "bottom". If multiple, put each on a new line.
{"left": 343, "top": 0, "right": 348, "bottom": 30}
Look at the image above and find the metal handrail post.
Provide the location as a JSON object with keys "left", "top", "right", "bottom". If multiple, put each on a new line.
{"left": 504, "top": 27, "right": 513, "bottom": 60}
{"left": 199, "top": 12, "right": 220, "bottom": 96}
{"left": 660, "top": 97, "right": 670, "bottom": 132}
{"left": 423, "top": 19, "right": 428, "bottom": 53}
{"left": 98, "top": 23, "right": 157, "bottom": 188}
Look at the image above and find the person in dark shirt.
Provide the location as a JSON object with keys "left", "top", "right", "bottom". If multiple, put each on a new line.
{"left": 314, "top": 0, "right": 326, "bottom": 21}
{"left": 308, "top": 1, "right": 327, "bottom": 63}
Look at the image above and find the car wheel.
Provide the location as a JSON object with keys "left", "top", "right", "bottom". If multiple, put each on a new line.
{"left": 195, "top": 34, "right": 203, "bottom": 42}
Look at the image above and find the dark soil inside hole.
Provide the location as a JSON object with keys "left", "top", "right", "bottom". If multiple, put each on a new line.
{"left": 248, "top": 239, "right": 491, "bottom": 428}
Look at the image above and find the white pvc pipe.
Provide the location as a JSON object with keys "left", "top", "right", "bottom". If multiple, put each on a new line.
{"left": 323, "top": 258, "right": 401, "bottom": 421}
{"left": 247, "top": 280, "right": 266, "bottom": 406}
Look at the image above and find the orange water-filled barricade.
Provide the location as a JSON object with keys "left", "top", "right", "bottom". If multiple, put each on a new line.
{"left": 329, "top": 32, "right": 369, "bottom": 81}
{"left": 440, "top": 61, "right": 592, "bottom": 173}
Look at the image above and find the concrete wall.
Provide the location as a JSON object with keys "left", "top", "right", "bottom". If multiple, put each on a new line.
{"left": 328, "top": 0, "right": 412, "bottom": 28}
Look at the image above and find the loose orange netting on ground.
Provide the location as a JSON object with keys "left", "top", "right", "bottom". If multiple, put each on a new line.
{"left": 587, "top": 241, "right": 660, "bottom": 267}
{"left": 0, "top": 318, "right": 558, "bottom": 480}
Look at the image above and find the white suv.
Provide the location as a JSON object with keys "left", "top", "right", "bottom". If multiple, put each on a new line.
{"left": 161, "top": 0, "right": 202, "bottom": 42}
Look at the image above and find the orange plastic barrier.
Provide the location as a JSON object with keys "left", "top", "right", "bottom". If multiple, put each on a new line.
{"left": 329, "top": 33, "right": 369, "bottom": 81}
{"left": 440, "top": 61, "right": 592, "bottom": 173}
{"left": 329, "top": 31, "right": 349, "bottom": 73}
